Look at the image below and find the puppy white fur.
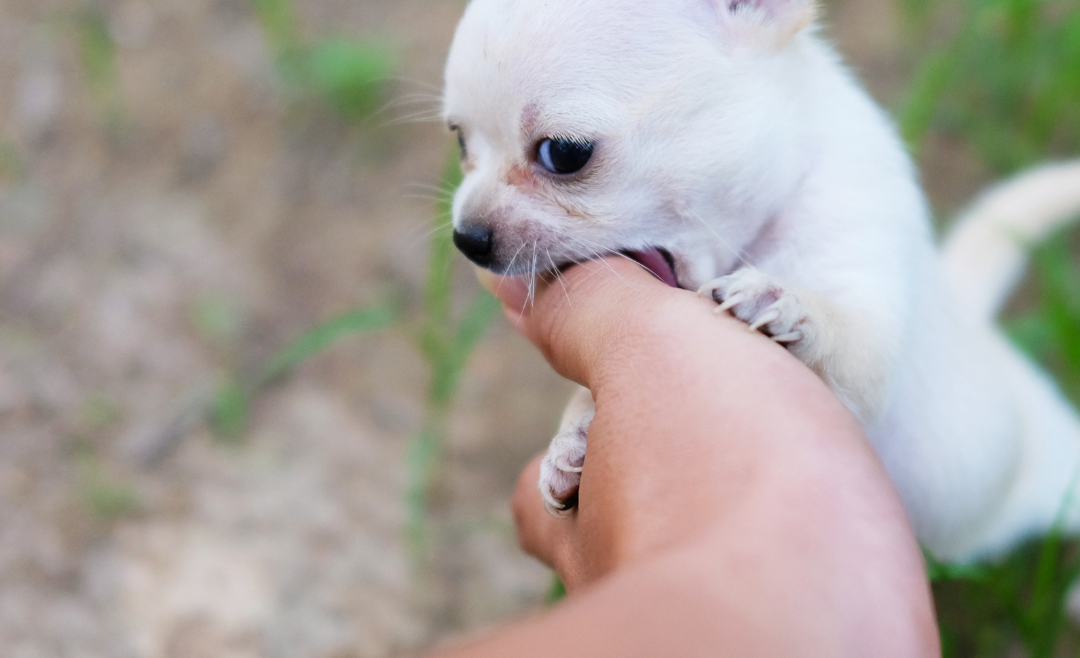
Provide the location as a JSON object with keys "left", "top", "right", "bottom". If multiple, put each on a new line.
{"left": 442, "top": 0, "right": 1080, "bottom": 562}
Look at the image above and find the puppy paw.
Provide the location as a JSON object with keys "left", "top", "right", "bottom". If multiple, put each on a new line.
{"left": 698, "top": 268, "right": 807, "bottom": 344}
{"left": 539, "top": 421, "right": 589, "bottom": 517}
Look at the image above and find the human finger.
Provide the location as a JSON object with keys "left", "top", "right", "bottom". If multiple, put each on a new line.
{"left": 477, "top": 259, "right": 701, "bottom": 388}
{"left": 511, "top": 455, "right": 580, "bottom": 577}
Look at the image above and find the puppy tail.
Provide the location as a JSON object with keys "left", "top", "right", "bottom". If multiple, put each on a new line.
{"left": 942, "top": 160, "right": 1080, "bottom": 320}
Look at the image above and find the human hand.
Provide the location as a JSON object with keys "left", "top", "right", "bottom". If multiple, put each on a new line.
{"left": 429, "top": 258, "right": 938, "bottom": 657}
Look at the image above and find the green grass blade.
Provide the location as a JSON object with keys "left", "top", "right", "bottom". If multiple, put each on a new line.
{"left": 899, "top": 49, "right": 960, "bottom": 148}
{"left": 405, "top": 424, "right": 442, "bottom": 562}
{"left": 452, "top": 290, "right": 502, "bottom": 360}
{"left": 407, "top": 145, "right": 500, "bottom": 567}
{"left": 210, "top": 376, "right": 248, "bottom": 441}
{"left": 419, "top": 153, "right": 464, "bottom": 364}
{"left": 76, "top": 6, "right": 124, "bottom": 129}
{"left": 925, "top": 548, "right": 988, "bottom": 582}
{"left": 429, "top": 291, "right": 502, "bottom": 405}
{"left": 258, "top": 302, "right": 399, "bottom": 386}
{"left": 1033, "top": 236, "right": 1080, "bottom": 373}
{"left": 76, "top": 8, "right": 118, "bottom": 97}
{"left": 210, "top": 303, "right": 397, "bottom": 440}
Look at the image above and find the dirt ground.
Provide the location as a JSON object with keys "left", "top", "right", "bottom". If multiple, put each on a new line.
{"left": 0, "top": 1, "right": 999, "bottom": 656}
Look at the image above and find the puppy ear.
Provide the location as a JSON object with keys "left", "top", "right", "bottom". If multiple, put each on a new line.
{"left": 714, "top": 0, "right": 817, "bottom": 46}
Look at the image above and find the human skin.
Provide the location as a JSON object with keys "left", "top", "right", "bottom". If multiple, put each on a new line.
{"left": 424, "top": 258, "right": 940, "bottom": 658}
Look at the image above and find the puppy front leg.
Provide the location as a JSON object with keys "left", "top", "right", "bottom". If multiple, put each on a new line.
{"left": 539, "top": 386, "right": 595, "bottom": 517}
{"left": 699, "top": 267, "right": 890, "bottom": 421}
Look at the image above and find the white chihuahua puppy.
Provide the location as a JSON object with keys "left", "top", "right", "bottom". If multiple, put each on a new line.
{"left": 442, "top": 0, "right": 1080, "bottom": 562}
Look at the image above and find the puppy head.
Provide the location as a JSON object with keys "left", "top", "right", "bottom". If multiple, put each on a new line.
{"left": 443, "top": 0, "right": 817, "bottom": 287}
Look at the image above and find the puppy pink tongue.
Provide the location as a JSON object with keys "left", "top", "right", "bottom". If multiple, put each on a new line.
{"left": 627, "top": 248, "right": 678, "bottom": 288}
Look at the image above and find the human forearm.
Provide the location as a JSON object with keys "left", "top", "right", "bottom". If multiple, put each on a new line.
{"left": 424, "top": 260, "right": 938, "bottom": 657}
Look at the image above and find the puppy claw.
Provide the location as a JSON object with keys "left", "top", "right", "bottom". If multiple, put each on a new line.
{"left": 771, "top": 330, "right": 804, "bottom": 343}
{"left": 539, "top": 421, "right": 589, "bottom": 518}
{"left": 749, "top": 308, "right": 782, "bottom": 332}
{"left": 541, "top": 487, "right": 575, "bottom": 518}
{"left": 714, "top": 292, "right": 746, "bottom": 314}
{"left": 701, "top": 268, "right": 808, "bottom": 347}
{"left": 555, "top": 456, "right": 584, "bottom": 473}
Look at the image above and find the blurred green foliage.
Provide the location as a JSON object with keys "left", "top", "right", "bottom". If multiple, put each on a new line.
{"left": 258, "top": 304, "right": 400, "bottom": 386}
{"left": 71, "top": 441, "right": 140, "bottom": 521}
{"left": 250, "top": 0, "right": 301, "bottom": 55}
{"left": 80, "top": 392, "right": 122, "bottom": 430}
{"left": 406, "top": 154, "right": 502, "bottom": 563}
{"left": 206, "top": 154, "right": 498, "bottom": 567}
{"left": 210, "top": 378, "right": 250, "bottom": 441}
{"left": 975, "top": 231, "right": 1080, "bottom": 654}
{"left": 1009, "top": 231, "right": 1080, "bottom": 404}
{"left": 902, "top": 0, "right": 1080, "bottom": 654}
{"left": 205, "top": 0, "right": 402, "bottom": 441}
{"left": 900, "top": 0, "right": 1080, "bottom": 173}
{"left": 75, "top": 6, "right": 123, "bottom": 128}
{"left": 307, "top": 38, "right": 396, "bottom": 119}
{"left": 931, "top": 530, "right": 1080, "bottom": 657}
{"left": 190, "top": 296, "right": 243, "bottom": 347}
{"left": 82, "top": 471, "right": 140, "bottom": 521}
{"left": 208, "top": 303, "right": 399, "bottom": 439}
{"left": 249, "top": 0, "right": 395, "bottom": 121}
{"left": 222, "top": 1, "right": 499, "bottom": 573}
{"left": 546, "top": 575, "right": 567, "bottom": 605}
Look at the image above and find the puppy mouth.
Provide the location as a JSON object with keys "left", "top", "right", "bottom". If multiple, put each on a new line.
{"left": 530, "top": 247, "right": 681, "bottom": 289}
{"left": 622, "top": 247, "right": 680, "bottom": 289}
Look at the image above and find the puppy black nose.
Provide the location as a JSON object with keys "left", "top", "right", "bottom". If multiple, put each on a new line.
{"left": 453, "top": 225, "right": 495, "bottom": 267}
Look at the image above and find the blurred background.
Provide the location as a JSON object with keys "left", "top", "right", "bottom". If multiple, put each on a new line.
{"left": 0, "top": 0, "right": 1078, "bottom": 656}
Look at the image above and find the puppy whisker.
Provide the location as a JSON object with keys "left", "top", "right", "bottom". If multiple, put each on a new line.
{"left": 547, "top": 248, "right": 573, "bottom": 307}
{"left": 399, "top": 219, "right": 455, "bottom": 250}
{"left": 679, "top": 203, "right": 751, "bottom": 269}
{"left": 384, "top": 76, "right": 443, "bottom": 94}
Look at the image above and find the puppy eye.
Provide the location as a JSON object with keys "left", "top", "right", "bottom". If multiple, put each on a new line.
{"left": 537, "top": 137, "right": 594, "bottom": 175}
